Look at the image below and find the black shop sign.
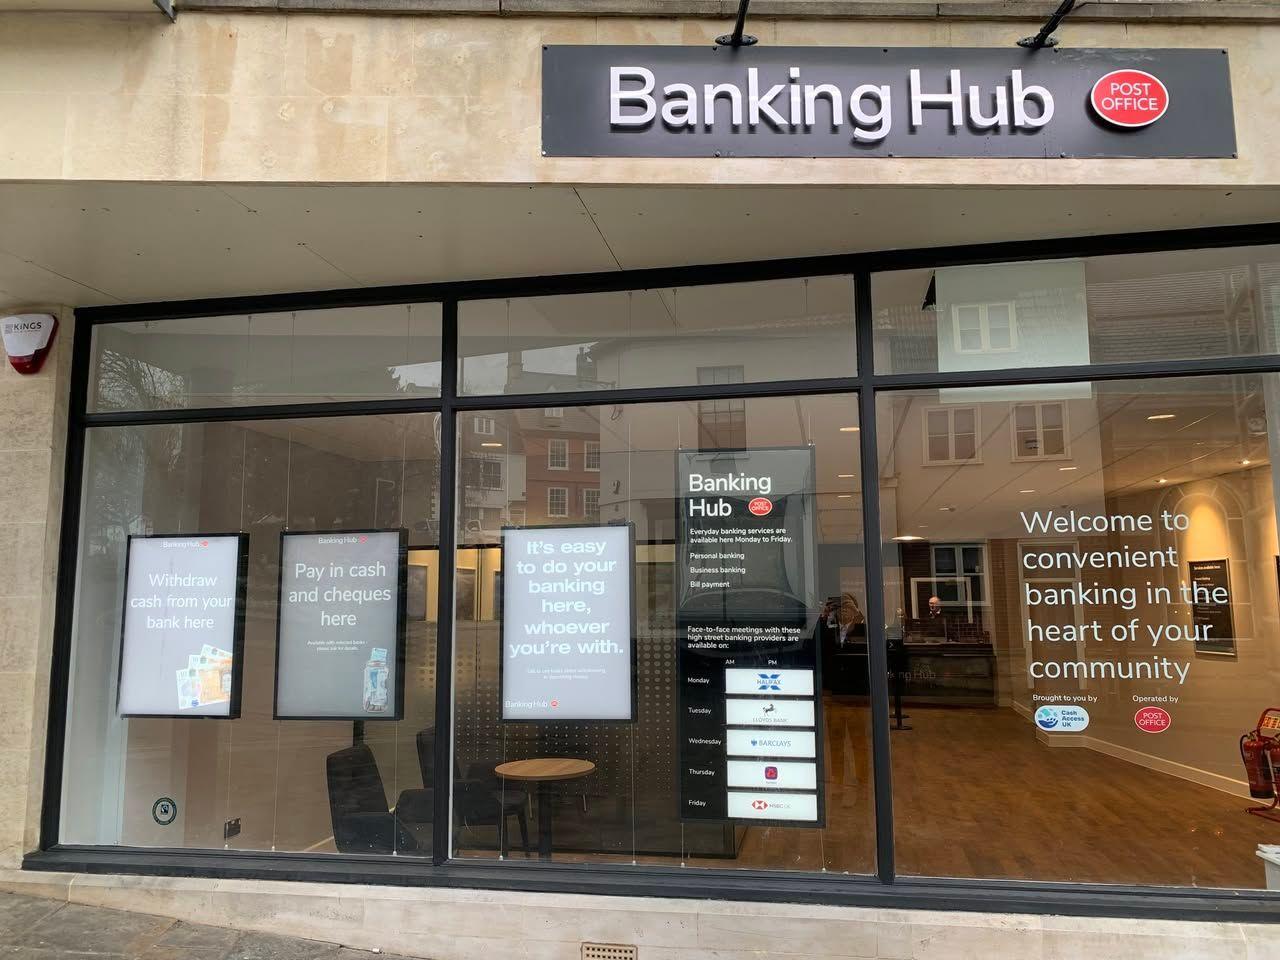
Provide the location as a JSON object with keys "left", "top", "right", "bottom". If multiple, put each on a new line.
{"left": 542, "top": 46, "right": 1236, "bottom": 159}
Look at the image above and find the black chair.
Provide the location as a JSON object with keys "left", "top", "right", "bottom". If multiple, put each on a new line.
{"left": 417, "top": 729, "right": 530, "bottom": 857}
{"left": 325, "top": 742, "right": 433, "bottom": 854}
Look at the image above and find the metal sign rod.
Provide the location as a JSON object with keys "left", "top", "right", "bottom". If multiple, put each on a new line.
{"left": 716, "top": 0, "right": 757, "bottom": 48}
{"left": 1018, "top": 0, "right": 1077, "bottom": 50}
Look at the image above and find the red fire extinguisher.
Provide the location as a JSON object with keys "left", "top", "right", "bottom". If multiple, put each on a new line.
{"left": 1241, "top": 730, "right": 1276, "bottom": 798}
{"left": 1242, "top": 708, "right": 1280, "bottom": 823}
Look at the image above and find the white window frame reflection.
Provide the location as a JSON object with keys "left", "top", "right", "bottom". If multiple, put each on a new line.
{"left": 548, "top": 438, "right": 569, "bottom": 471}
{"left": 1011, "top": 401, "right": 1071, "bottom": 462}
{"left": 547, "top": 486, "right": 569, "bottom": 517}
{"left": 923, "top": 405, "right": 982, "bottom": 466}
{"left": 952, "top": 301, "right": 1018, "bottom": 355}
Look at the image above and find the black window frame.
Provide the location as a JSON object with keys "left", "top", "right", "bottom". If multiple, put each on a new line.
{"left": 29, "top": 221, "right": 1280, "bottom": 924}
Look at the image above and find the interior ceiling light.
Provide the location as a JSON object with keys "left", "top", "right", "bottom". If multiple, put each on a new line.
{"left": 839, "top": 426, "right": 860, "bottom": 433}
{"left": 481, "top": 441, "right": 503, "bottom": 448}
{"left": 1147, "top": 414, "right": 1176, "bottom": 421}
{"left": 892, "top": 535, "right": 925, "bottom": 542}
{"left": 837, "top": 473, "right": 855, "bottom": 479}
{"left": 1059, "top": 466, "right": 1078, "bottom": 471}
{"left": 1019, "top": 489, "right": 1036, "bottom": 493}
{"left": 837, "top": 494, "right": 853, "bottom": 499}
{"left": 1242, "top": 459, "right": 1252, "bottom": 465}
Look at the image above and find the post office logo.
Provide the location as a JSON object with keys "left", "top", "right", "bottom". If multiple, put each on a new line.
{"left": 1135, "top": 706, "right": 1172, "bottom": 733}
{"left": 1091, "top": 69, "right": 1169, "bottom": 128}
{"left": 748, "top": 497, "right": 773, "bottom": 516}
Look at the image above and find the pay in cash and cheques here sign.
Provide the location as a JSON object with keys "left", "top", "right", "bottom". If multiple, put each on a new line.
{"left": 542, "top": 46, "right": 1236, "bottom": 158}
{"left": 275, "top": 529, "right": 407, "bottom": 721}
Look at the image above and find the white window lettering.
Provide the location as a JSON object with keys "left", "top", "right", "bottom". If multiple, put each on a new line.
{"left": 910, "top": 68, "right": 964, "bottom": 127}
{"left": 703, "top": 82, "right": 744, "bottom": 128}
{"left": 803, "top": 83, "right": 843, "bottom": 128}
{"left": 747, "top": 68, "right": 788, "bottom": 128}
{"left": 1012, "top": 69, "right": 1054, "bottom": 128}
{"left": 967, "top": 84, "right": 1009, "bottom": 129}
{"left": 850, "top": 83, "right": 892, "bottom": 142}
{"left": 661, "top": 82, "right": 698, "bottom": 127}
{"left": 610, "top": 67, "right": 656, "bottom": 126}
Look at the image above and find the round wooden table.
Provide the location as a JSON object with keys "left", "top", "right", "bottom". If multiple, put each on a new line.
{"left": 495, "top": 758, "right": 596, "bottom": 860}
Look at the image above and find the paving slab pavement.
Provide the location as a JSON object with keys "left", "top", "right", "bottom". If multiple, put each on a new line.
{"left": 0, "top": 892, "right": 418, "bottom": 960}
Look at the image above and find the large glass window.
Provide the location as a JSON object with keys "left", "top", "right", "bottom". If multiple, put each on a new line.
{"left": 878, "top": 374, "right": 1280, "bottom": 889}
{"left": 873, "top": 245, "right": 1280, "bottom": 374}
{"left": 451, "top": 396, "right": 872, "bottom": 872}
{"left": 61, "top": 414, "right": 441, "bottom": 857}
{"left": 89, "top": 303, "right": 443, "bottom": 411}
{"left": 53, "top": 238, "right": 1280, "bottom": 905}
{"left": 457, "top": 277, "right": 856, "bottom": 396}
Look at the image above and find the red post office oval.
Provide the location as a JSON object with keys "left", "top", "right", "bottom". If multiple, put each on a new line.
{"left": 1091, "top": 69, "right": 1169, "bottom": 128}
{"left": 1134, "top": 706, "right": 1172, "bottom": 733}
{"left": 748, "top": 497, "right": 773, "bottom": 516}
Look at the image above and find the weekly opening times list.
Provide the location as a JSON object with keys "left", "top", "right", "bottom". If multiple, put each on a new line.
{"left": 677, "top": 447, "right": 823, "bottom": 826}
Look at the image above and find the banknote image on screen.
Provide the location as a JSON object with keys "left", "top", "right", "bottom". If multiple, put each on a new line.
{"left": 274, "top": 529, "right": 407, "bottom": 720}
{"left": 117, "top": 533, "right": 249, "bottom": 719}
{"left": 500, "top": 523, "right": 635, "bottom": 722}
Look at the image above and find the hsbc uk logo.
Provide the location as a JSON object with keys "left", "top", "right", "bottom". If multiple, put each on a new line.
{"left": 751, "top": 799, "right": 769, "bottom": 811}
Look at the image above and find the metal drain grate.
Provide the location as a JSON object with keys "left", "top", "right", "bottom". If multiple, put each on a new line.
{"left": 582, "top": 943, "right": 638, "bottom": 960}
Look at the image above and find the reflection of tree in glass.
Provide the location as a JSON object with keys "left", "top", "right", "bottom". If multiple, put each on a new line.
{"left": 84, "top": 420, "right": 183, "bottom": 557}
{"left": 93, "top": 348, "right": 188, "bottom": 411}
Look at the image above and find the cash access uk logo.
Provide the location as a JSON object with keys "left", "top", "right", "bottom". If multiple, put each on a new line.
{"left": 1034, "top": 704, "right": 1090, "bottom": 733}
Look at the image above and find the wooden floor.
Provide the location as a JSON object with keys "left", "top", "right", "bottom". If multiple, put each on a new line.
{"left": 472, "top": 698, "right": 1279, "bottom": 889}
{"left": 887, "top": 702, "right": 1278, "bottom": 889}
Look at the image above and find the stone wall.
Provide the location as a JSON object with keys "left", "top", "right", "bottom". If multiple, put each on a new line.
{"left": 0, "top": 309, "right": 71, "bottom": 868}
{"left": 0, "top": 11, "right": 1277, "bottom": 186}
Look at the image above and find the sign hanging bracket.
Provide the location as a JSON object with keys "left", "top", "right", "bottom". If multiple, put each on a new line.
{"left": 716, "top": 0, "right": 757, "bottom": 48}
{"left": 1017, "top": 0, "right": 1076, "bottom": 50}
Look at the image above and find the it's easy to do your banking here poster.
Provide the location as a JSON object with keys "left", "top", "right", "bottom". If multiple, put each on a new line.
{"left": 501, "top": 523, "right": 636, "bottom": 722}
